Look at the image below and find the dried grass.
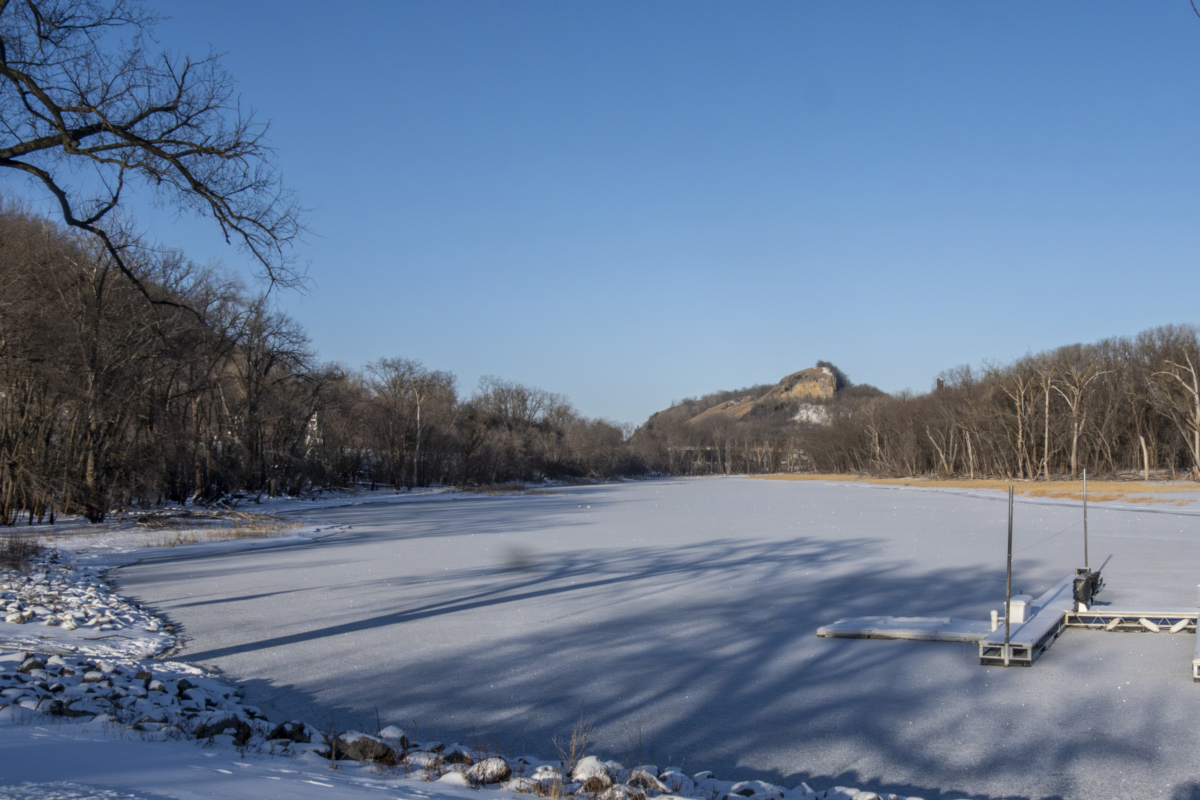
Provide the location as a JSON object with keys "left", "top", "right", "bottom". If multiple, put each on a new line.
{"left": 142, "top": 514, "right": 301, "bottom": 547}
{"left": 750, "top": 474, "right": 1199, "bottom": 505}
{"left": 0, "top": 532, "right": 45, "bottom": 571}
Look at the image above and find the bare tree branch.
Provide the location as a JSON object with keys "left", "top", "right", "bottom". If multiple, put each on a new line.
{"left": 0, "top": 0, "right": 305, "bottom": 304}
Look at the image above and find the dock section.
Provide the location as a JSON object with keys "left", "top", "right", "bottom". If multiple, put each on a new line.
{"left": 817, "top": 616, "right": 992, "bottom": 643}
{"left": 978, "top": 575, "right": 1075, "bottom": 666}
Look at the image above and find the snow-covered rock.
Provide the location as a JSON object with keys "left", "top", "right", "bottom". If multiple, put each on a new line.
{"left": 334, "top": 731, "right": 395, "bottom": 762}
{"left": 467, "top": 756, "right": 512, "bottom": 785}
{"left": 437, "top": 771, "right": 473, "bottom": 788}
{"left": 573, "top": 756, "right": 614, "bottom": 792}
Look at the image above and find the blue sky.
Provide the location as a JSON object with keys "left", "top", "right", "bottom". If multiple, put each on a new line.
{"left": 15, "top": 2, "right": 1200, "bottom": 424}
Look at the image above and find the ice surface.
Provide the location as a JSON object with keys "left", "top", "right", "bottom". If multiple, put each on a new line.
{"left": 114, "top": 477, "right": 1200, "bottom": 799}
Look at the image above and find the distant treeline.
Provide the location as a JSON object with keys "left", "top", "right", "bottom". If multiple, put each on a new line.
{"left": 634, "top": 329, "right": 1200, "bottom": 482}
{"left": 0, "top": 200, "right": 642, "bottom": 524}
{"left": 6, "top": 198, "right": 1200, "bottom": 527}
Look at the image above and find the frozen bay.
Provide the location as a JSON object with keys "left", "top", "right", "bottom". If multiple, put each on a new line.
{"left": 116, "top": 478, "right": 1200, "bottom": 799}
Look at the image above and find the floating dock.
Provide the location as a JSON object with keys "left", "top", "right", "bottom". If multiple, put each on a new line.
{"left": 816, "top": 616, "right": 992, "bottom": 643}
{"left": 978, "top": 575, "right": 1077, "bottom": 666}
{"left": 819, "top": 572, "right": 1200, "bottom": 679}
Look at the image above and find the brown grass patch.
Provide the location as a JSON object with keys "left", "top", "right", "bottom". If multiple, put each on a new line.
{"left": 0, "top": 532, "right": 45, "bottom": 570}
{"left": 134, "top": 511, "right": 302, "bottom": 546}
{"left": 749, "top": 474, "right": 1199, "bottom": 505}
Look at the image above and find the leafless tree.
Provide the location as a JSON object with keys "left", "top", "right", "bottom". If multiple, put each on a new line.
{"left": 0, "top": 0, "right": 304, "bottom": 301}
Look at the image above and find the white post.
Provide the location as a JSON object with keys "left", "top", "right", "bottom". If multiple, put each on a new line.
{"left": 1005, "top": 486, "right": 1014, "bottom": 667}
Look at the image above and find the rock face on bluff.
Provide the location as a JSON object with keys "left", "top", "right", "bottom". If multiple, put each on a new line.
{"left": 681, "top": 367, "right": 837, "bottom": 425}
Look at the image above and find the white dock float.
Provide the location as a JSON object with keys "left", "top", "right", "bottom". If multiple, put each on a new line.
{"left": 979, "top": 575, "right": 1076, "bottom": 667}
{"left": 817, "top": 616, "right": 992, "bottom": 643}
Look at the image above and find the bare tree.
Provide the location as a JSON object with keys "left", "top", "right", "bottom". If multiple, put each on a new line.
{"left": 1149, "top": 326, "right": 1200, "bottom": 479}
{"left": 0, "top": 0, "right": 303, "bottom": 300}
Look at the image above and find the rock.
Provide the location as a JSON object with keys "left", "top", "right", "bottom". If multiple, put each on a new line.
{"left": 443, "top": 746, "right": 474, "bottom": 766}
{"left": 732, "top": 781, "right": 780, "bottom": 797}
{"left": 628, "top": 770, "right": 669, "bottom": 793}
{"left": 467, "top": 757, "right": 513, "bottom": 785}
{"left": 333, "top": 731, "right": 396, "bottom": 762}
{"left": 45, "top": 700, "right": 100, "bottom": 718}
{"left": 599, "top": 786, "right": 646, "bottom": 800}
{"left": 267, "top": 720, "right": 319, "bottom": 744}
{"left": 147, "top": 680, "right": 166, "bottom": 692}
{"left": 505, "top": 777, "right": 539, "bottom": 794}
{"left": 437, "top": 771, "right": 473, "bottom": 788}
{"left": 573, "top": 756, "right": 613, "bottom": 792}
{"left": 82, "top": 671, "right": 104, "bottom": 683}
{"left": 407, "top": 751, "right": 442, "bottom": 769}
{"left": 194, "top": 716, "right": 253, "bottom": 746}
{"left": 17, "top": 657, "right": 45, "bottom": 674}
{"left": 657, "top": 770, "right": 697, "bottom": 796}
{"left": 377, "top": 725, "right": 409, "bottom": 749}
{"left": 134, "top": 669, "right": 152, "bottom": 682}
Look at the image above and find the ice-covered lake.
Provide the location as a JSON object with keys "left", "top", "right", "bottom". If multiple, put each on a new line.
{"left": 117, "top": 478, "right": 1200, "bottom": 799}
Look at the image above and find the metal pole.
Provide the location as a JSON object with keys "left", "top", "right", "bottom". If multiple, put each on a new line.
{"left": 1005, "top": 485, "right": 1013, "bottom": 667}
{"left": 1083, "top": 468, "right": 1089, "bottom": 570}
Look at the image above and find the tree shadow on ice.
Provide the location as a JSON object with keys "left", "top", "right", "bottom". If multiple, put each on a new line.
{"left": 174, "top": 533, "right": 880, "bottom": 660}
{"left": 115, "top": 484, "right": 1200, "bottom": 800}
{"left": 225, "top": 549, "right": 1185, "bottom": 800}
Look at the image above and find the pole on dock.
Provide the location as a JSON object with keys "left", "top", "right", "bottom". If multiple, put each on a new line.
{"left": 1083, "top": 468, "right": 1089, "bottom": 570}
{"left": 1005, "top": 485, "right": 1013, "bottom": 667}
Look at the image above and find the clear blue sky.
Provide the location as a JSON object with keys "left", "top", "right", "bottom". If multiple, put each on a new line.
{"left": 28, "top": 2, "right": 1200, "bottom": 423}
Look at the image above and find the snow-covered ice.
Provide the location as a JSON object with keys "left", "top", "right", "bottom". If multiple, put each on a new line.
{"left": 104, "top": 477, "right": 1200, "bottom": 799}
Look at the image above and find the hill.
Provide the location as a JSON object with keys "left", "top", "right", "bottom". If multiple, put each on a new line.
{"left": 652, "top": 365, "right": 844, "bottom": 427}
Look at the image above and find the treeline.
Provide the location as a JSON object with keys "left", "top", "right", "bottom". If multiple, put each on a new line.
{"left": 633, "top": 329, "right": 1200, "bottom": 481}
{"left": 0, "top": 200, "right": 642, "bottom": 524}
{"left": 8, "top": 197, "right": 1200, "bottom": 528}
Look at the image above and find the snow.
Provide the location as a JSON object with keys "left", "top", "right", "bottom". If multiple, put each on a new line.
{"left": 7, "top": 478, "right": 1200, "bottom": 798}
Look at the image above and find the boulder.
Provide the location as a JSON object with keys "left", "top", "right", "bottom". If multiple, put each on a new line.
{"left": 505, "top": 777, "right": 539, "bottom": 794}
{"left": 378, "top": 725, "right": 410, "bottom": 749}
{"left": 437, "top": 771, "right": 473, "bottom": 788}
{"left": 17, "top": 657, "right": 44, "bottom": 674}
{"left": 268, "top": 720, "right": 319, "bottom": 744}
{"left": 194, "top": 715, "right": 253, "bottom": 746}
{"left": 599, "top": 786, "right": 646, "bottom": 800}
{"left": 657, "top": 770, "right": 697, "bottom": 796}
{"left": 407, "top": 751, "right": 442, "bottom": 769}
{"left": 443, "top": 746, "right": 474, "bottom": 766}
{"left": 42, "top": 699, "right": 94, "bottom": 718}
{"left": 333, "top": 731, "right": 396, "bottom": 762}
{"left": 573, "top": 756, "right": 613, "bottom": 792}
{"left": 467, "top": 757, "right": 513, "bottom": 785}
{"left": 628, "top": 770, "right": 669, "bottom": 793}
